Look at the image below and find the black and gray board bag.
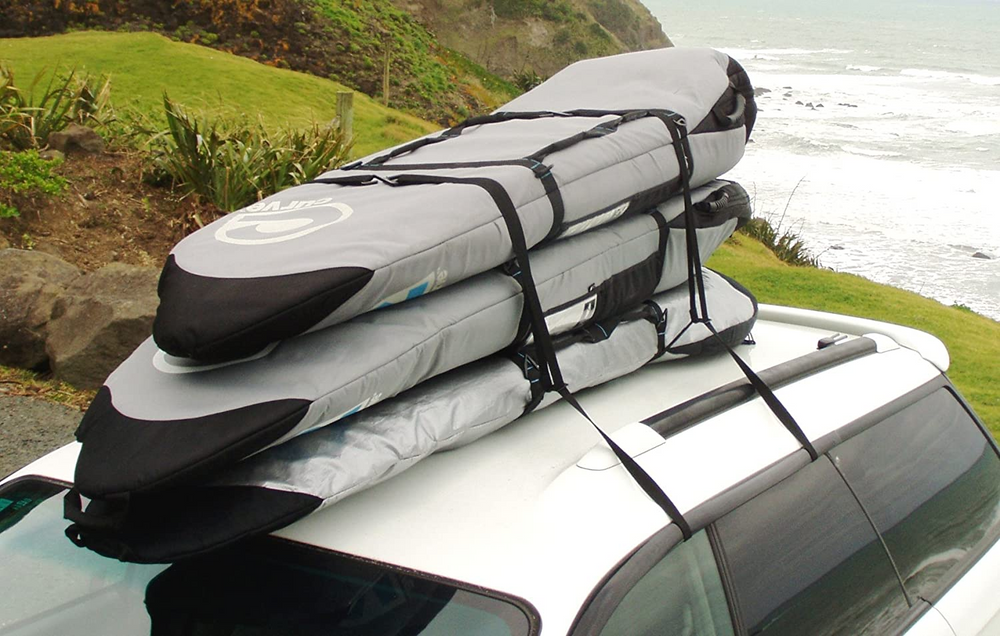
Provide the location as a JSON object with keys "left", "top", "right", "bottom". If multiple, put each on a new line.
{"left": 66, "top": 268, "right": 759, "bottom": 563}
{"left": 72, "top": 181, "right": 751, "bottom": 501}
{"left": 153, "top": 46, "right": 756, "bottom": 362}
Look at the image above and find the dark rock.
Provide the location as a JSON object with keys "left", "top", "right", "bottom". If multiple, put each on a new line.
{"left": 0, "top": 249, "right": 82, "bottom": 370}
{"left": 972, "top": 251, "right": 993, "bottom": 260}
{"left": 783, "top": 92, "right": 793, "bottom": 97}
{"left": 45, "top": 263, "right": 159, "bottom": 389}
{"left": 38, "top": 149, "right": 65, "bottom": 162}
{"left": 795, "top": 100, "right": 804, "bottom": 105}
{"left": 46, "top": 123, "right": 105, "bottom": 155}
{"left": 816, "top": 103, "right": 824, "bottom": 108}
{"left": 805, "top": 102, "right": 814, "bottom": 108}
{"left": 831, "top": 244, "right": 845, "bottom": 250}
{"left": 754, "top": 87, "right": 772, "bottom": 96}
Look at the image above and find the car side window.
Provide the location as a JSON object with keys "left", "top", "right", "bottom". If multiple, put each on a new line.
{"left": 714, "top": 456, "right": 910, "bottom": 636}
{"left": 831, "top": 388, "right": 1000, "bottom": 601}
{"left": 599, "top": 530, "right": 734, "bottom": 636}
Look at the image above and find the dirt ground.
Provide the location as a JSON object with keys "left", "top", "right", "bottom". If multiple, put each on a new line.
{"left": 1, "top": 149, "right": 221, "bottom": 271}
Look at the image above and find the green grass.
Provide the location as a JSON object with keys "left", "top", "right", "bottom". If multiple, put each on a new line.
{"left": 0, "top": 31, "right": 439, "bottom": 157}
{"left": 708, "top": 234, "right": 1000, "bottom": 435}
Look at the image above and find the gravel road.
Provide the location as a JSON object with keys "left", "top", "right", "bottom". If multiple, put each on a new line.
{"left": 0, "top": 392, "right": 82, "bottom": 478}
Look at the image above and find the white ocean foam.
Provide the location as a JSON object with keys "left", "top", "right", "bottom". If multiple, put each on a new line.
{"left": 722, "top": 47, "right": 853, "bottom": 60}
{"left": 846, "top": 64, "right": 883, "bottom": 72}
{"left": 840, "top": 145, "right": 903, "bottom": 158}
{"left": 901, "top": 68, "right": 1000, "bottom": 86}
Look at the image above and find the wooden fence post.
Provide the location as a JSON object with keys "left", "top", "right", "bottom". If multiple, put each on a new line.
{"left": 336, "top": 91, "right": 354, "bottom": 140}
{"left": 382, "top": 49, "right": 392, "bottom": 107}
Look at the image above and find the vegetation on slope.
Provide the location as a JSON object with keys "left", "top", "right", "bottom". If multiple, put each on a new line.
{"left": 395, "top": 0, "right": 671, "bottom": 81}
{"left": 0, "top": 0, "right": 520, "bottom": 124}
{"left": 708, "top": 234, "right": 1000, "bottom": 434}
{"left": 0, "top": 32, "right": 438, "bottom": 157}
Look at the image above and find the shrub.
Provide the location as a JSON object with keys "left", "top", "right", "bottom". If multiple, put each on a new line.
{"left": 0, "top": 149, "right": 68, "bottom": 218}
{"left": 0, "top": 65, "right": 113, "bottom": 150}
{"left": 150, "top": 95, "right": 352, "bottom": 213}
{"left": 513, "top": 69, "right": 543, "bottom": 92}
{"left": 738, "top": 216, "right": 818, "bottom": 267}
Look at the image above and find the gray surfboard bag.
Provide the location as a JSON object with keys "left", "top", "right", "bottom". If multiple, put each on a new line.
{"left": 65, "top": 268, "right": 758, "bottom": 563}
{"left": 71, "top": 181, "right": 750, "bottom": 502}
{"left": 152, "top": 47, "right": 756, "bottom": 362}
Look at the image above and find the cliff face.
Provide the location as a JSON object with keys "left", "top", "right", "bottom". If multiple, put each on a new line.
{"left": 392, "top": 0, "right": 672, "bottom": 80}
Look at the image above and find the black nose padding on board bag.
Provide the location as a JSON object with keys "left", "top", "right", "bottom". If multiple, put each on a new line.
{"left": 74, "top": 386, "right": 311, "bottom": 498}
{"left": 153, "top": 257, "right": 374, "bottom": 362}
{"left": 65, "top": 485, "right": 321, "bottom": 563}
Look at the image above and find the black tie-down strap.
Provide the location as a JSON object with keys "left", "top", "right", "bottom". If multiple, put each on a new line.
{"left": 341, "top": 108, "right": 692, "bottom": 245}
{"left": 375, "top": 172, "right": 692, "bottom": 539}
{"left": 658, "top": 113, "right": 819, "bottom": 462}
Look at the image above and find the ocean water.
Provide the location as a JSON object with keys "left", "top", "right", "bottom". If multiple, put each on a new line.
{"left": 642, "top": 0, "right": 1000, "bottom": 320}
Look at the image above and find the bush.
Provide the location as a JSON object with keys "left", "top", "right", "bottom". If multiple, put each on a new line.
{"left": 738, "top": 216, "right": 818, "bottom": 267}
{"left": 0, "top": 65, "right": 113, "bottom": 151}
{"left": 0, "top": 150, "right": 67, "bottom": 218}
{"left": 150, "top": 95, "right": 352, "bottom": 213}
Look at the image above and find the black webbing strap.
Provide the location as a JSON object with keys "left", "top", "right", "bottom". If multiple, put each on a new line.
{"left": 348, "top": 110, "right": 580, "bottom": 168}
{"left": 559, "top": 386, "right": 692, "bottom": 540}
{"left": 657, "top": 114, "right": 710, "bottom": 323}
{"left": 707, "top": 323, "right": 820, "bottom": 461}
{"left": 383, "top": 172, "right": 689, "bottom": 534}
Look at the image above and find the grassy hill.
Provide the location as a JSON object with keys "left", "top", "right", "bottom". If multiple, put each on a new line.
{"left": 0, "top": 0, "right": 522, "bottom": 124}
{"left": 709, "top": 234, "right": 1000, "bottom": 434}
{"left": 0, "top": 31, "right": 439, "bottom": 157}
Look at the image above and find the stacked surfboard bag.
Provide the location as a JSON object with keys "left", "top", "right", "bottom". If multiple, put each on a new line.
{"left": 65, "top": 47, "right": 761, "bottom": 562}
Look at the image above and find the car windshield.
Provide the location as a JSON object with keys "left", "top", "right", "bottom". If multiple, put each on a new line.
{"left": 0, "top": 479, "right": 533, "bottom": 636}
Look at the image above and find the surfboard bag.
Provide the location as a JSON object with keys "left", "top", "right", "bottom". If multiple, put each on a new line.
{"left": 152, "top": 47, "right": 756, "bottom": 363}
{"left": 71, "top": 181, "right": 750, "bottom": 501}
{"left": 64, "top": 269, "right": 758, "bottom": 563}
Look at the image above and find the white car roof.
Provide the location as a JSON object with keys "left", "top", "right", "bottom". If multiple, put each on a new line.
{"left": 4, "top": 305, "right": 948, "bottom": 634}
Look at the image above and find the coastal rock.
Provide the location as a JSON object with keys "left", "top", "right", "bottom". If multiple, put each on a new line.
{"left": 796, "top": 100, "right": 803, "bottom": 105}
{"left": 47, "top": 123, "right": 105, "bottom": 155}
{"left": 831, "top": 244, "right": 845, "bottom": 250}
{"left": 972, "top": 251, "right": 993, "bottom": 260}
{"left": 754, "top": 87, "right": 772, "bottom": 96}
{"left": 45, "top": 263, "right": 159, "bottom": 389}
{"left": 0, "top": 249, "right": 82, "bottom": 369}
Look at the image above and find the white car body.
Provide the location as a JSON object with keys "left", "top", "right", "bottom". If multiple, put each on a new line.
{"left": 2, "top": 304, "right": 998, "bottom": 635}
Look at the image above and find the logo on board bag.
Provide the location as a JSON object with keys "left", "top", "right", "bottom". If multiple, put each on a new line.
{"left": 375, "top": 269, "right": 449, "bottom": 309}
{"left": 215, "top": 198, "right": 353, "bottom": 245}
